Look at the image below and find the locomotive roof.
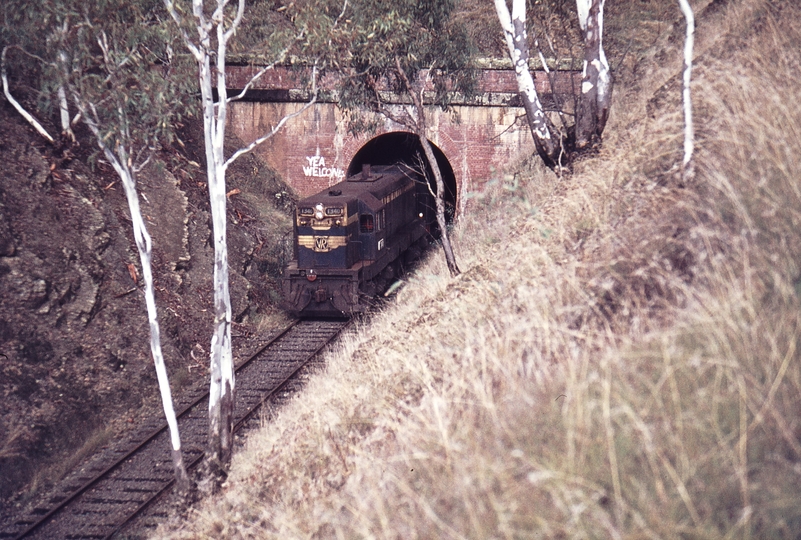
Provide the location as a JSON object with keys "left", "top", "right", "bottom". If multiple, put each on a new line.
{"left": 299, "top": 164, "right": 416, "bottom": 210}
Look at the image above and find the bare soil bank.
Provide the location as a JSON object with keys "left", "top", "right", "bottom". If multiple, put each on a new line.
{"left": 0, "top": 102, "right": 293, "bottom": 515}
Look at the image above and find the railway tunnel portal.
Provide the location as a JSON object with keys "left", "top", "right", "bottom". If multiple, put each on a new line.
{"left": 346, "top": 132, "right": 457, "bottom": 223}
{"left": 225, "top": 65, "right": 579, "bottom": 214}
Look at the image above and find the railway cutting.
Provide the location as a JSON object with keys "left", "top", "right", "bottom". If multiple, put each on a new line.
{"left": 1, "top": 319, "right": 349, "bottom": 540}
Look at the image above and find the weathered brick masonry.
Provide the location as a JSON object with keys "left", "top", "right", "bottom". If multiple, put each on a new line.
{"left": 226, "top": 66, "right": 578, "bottom": 209}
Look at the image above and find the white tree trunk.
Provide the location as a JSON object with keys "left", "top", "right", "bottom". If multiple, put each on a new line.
{"left": 57, "top": 52, "right": 75, "bottom": 142}
{"left": 595, "top": 1, "right": 611, "bottom": 120}
{"left": 493, "top": 0, "right": 560, "bottom": 169}
{"left": 176, "top": 0, "right": 240, "bottom": 481}
{"left": 76, "top": 105, "right": 190, "bottom": 490}
{"left": 57, "top": 86, "right": 73, "bottom": 140}
{"left": 575, "top": 0, "right": 611, "bottom": 148}
{"left": 114, "top": 157, "right": 190, "bottom": 492}
{"left": 678, "top": 0, "right": 695, "bottom": 183}
{"left": 208, "top": 2, "right": 237, "bottom": 473}
{"left": 59, "top": 22, "right": 191, "bottom": 491}
{"left": 419, "top": 133, "right": 460, "bottom": 277}
{"left": 576, "top": 0, "right": 590, "bottom": 29}
{"left": 1, "top": 47, "right": 55, "bottom": 144}
{"left": 165, "top": 0, "right": 235, "bottom": 485}
{"left": 166, "top": 0, "right": 321, "bottom": 486}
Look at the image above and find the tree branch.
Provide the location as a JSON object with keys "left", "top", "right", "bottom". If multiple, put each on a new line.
{"left": 222, "top": 0, "right": 246, "bottom": 43}
{"left": 678, "top": 0, "right": 695, "bottom": 183}
{"left": 163, "top": 0, "right": 203, "bottom": 60}
{"left": 225, "top": 65, "right": 319, "bottom": 167}
{"left": 1, "top": 47, "right": 55, "bottom": 144}
{"left": 226, "top": 31, "right": 303, "bottom": 103}
{"left": 229, "top": 0, "right": 350, "bottom": 104}
{"left": 396, "top": 57, "right": 423, "bottom": 124}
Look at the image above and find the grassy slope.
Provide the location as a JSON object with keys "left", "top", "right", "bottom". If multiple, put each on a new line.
{"left": 160, "top": 0, "right": 801, "bottom": 537}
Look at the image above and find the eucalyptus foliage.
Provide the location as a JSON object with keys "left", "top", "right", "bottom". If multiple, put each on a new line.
{"left": 2, "top": 0, "right": 196, "bottom": 491}
{"left": 2, "top": 0, "right": 193, "bottom": 145}
{"left": 332, "top": 0, "right": 475, "bottom": 117}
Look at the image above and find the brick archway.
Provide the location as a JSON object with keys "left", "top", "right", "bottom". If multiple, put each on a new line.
{"left": 228, "top": 100, "right": 534, "bottom": 211}
{"left": 225, "top": 65, "right": 579, "bottom": 210}
{"left": 346, "top": 132, "right": 457, "bottom": 219}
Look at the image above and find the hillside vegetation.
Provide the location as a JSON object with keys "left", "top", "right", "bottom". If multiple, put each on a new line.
{"left": 0, "top": 90, "right": 294, "bottom": 512}
{"left": 160, "top": 0, "right": 801, "bottom": 537}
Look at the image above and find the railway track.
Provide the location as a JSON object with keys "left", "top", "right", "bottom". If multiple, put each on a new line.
{"left": 1, "top": 318, "right": 349, "bottom": 540}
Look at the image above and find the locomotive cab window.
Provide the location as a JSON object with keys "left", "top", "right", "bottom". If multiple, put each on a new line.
{"left": 360, "top": 214, "right": 374, "bottom": 233}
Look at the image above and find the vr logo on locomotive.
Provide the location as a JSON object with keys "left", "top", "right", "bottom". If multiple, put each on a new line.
{"left": 297, "top": 235, "right": 347, "bottom": 253}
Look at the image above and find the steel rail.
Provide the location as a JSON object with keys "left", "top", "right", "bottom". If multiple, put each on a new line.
{"left": 103, "top": 317, "right": 352, "bottom": 539}
{"left": 11, "top": 321, "right": 300, "bottom": 540}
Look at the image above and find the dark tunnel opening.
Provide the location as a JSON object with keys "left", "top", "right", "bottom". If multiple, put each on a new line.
{"left": 346, "top": 132, "right": 457, "bottom": 225}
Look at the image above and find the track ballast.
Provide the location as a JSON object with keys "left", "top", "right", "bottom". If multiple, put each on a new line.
{"left": 2, "top": 319, "right": 348, "bottom": 540}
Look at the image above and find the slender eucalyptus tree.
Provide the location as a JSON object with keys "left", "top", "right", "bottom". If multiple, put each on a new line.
{"left": 164, "top": 0, "right": 344, "bottom": 485}
{"left": 62, "top": 7, "right": 193, "bottom": 494}
{"left": 575, "top": 0, "right": 612, "bottom": 149}
{"left": 394, "top": 58, "right": 461, "bottom": 277}
{"left": 333, "top": 0, "right": 474, "bottom": 277}
{"left": 0, "top": 0, "right": 195, "bottom": 491}
{"left": 678, "top": 0, "right": 695, "bottom": 183}
{"left": 493, "top": 0, "right": 562, "bottom": 169}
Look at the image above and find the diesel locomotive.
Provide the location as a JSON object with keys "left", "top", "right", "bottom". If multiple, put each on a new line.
{"left": 282, "top": 163, "right": 434, "bottom": 317}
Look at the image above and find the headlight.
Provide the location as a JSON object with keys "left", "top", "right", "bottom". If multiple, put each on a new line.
{"left": 315, "top": 203, "right": 324, "bottom": 220}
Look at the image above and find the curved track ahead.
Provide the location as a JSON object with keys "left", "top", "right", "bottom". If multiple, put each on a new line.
{"left": 1, "top": 319, "right": 348, "bottom": 540}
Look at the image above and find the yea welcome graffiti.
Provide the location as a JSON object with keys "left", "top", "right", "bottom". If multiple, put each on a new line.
{"left": 303, "top": 155, "right": 345, "bottom": 179}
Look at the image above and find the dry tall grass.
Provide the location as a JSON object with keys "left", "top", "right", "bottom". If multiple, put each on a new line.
{"left": 159, "top": 0, "right": 801, "bottom": 537}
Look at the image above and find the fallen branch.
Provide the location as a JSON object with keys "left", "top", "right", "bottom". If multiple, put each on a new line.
{"left": 1, "top": 46, "right": 55, "bottom": 144}
{"left": 113, "top": 287, "right": 138, "bottom": 299}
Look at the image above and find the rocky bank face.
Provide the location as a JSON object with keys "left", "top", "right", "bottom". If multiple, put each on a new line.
{"left": 0, "top": 109, "right": 293, "bottom": 513}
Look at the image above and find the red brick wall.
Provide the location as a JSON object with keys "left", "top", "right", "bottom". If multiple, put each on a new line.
{"left": 225, "top": 66, "right": 577, "bottom": 98}
{"left": 228, "top": 101, "right": 537, "bottom": 211}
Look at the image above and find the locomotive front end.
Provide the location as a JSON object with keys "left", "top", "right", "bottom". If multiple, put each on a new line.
{"left": 282, "top": 190, "right": 362, "bottom": 317}
{"left": 282, "top": 163, "right": 432, "bottom": 318}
